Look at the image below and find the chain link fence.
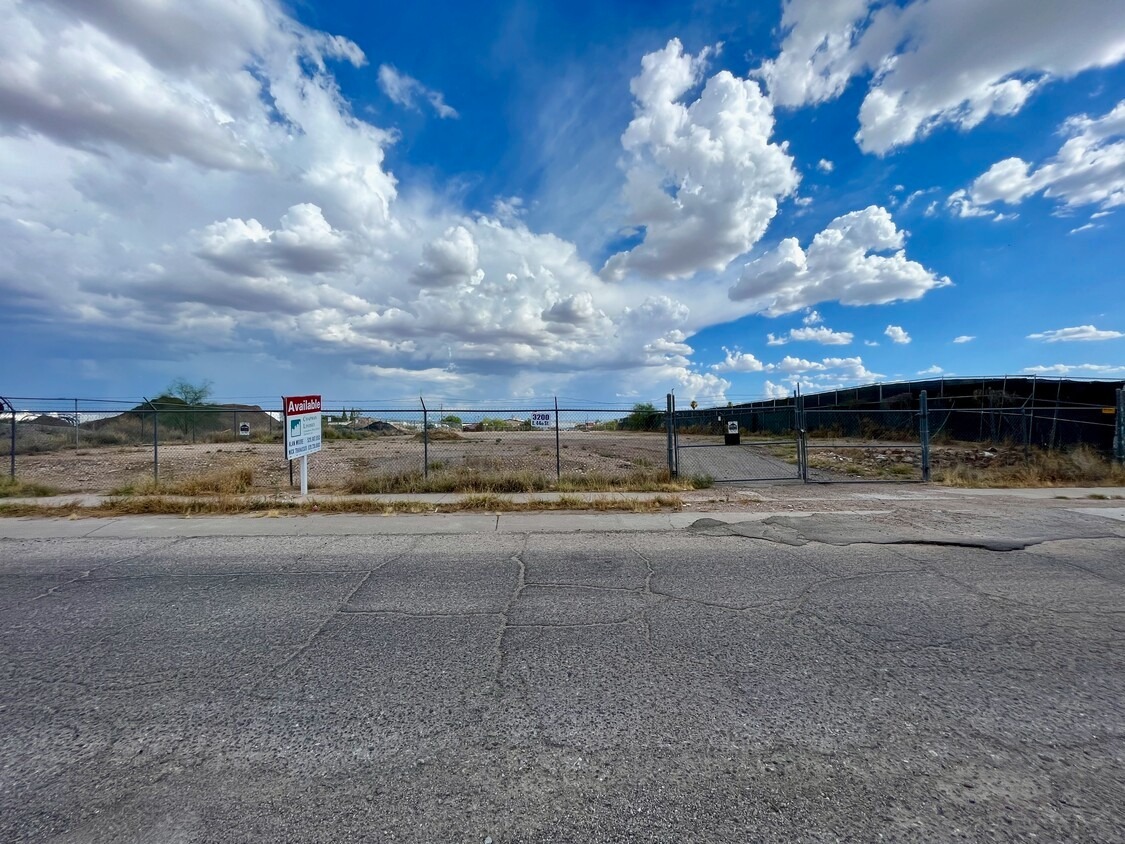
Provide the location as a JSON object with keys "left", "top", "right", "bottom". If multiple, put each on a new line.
{"left": 926, "top": 405, "right": 1119, "bottom": 453}
{"left": 3, "top": 385, "right": 1123, "bottom": 493}
{"left": 800, "top": 407, "right": 926, "bottom": 483}
{"left": 0, "top": 399, "right": 672, "bottom": 493}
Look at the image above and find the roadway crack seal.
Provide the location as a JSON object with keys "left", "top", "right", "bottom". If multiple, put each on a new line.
{"left": 262, "top": 536, "right": 420, "bottom": 680}
{"left": 686, "top": 515, "right": 1120, "bottom": 552}
{"left": 490, "top": 534, "right": 528, "bottom": 692}
{"left": 22, "top": 537, "right": 186, "bottom": 604}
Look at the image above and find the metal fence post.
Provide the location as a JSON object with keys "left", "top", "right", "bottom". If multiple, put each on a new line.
{"left": 554, "top": 397, "right": 561, "bottom": 482}
{"left": 1, "top": 396, "right": 15, "bottom": 479}
{"left": 796, "top": 388, "right": 808, "bottom": 483}
{"left": 1049, "top": 378, "right": 1062, "bottom": 451}
{"left": 666, "top": 393, "right": 675, "bottom": 477}
{"left": 671, "top": 393, "right": 678, "bottom": 463}
{"left": 74, "top": 398, "right": 79, "bottom": 451}
{"left": 420, "top": 396, "right": 428, "bottom": 479}
{"left": 1022, "top": 407, "right": 1030, "bottom": 461}
{"left": 144, "top": 397, "right": 159, "bottom": 483}
{"left": 919, "top": 390, "right": 931, "bottom": 482}
{"left": 1115, "top": 388, "right": 1125, "bottom": 465}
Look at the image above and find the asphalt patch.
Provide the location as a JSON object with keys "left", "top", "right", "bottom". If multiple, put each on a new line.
{"left": 687, "top": 511, "right": 1122, "bottom": 551}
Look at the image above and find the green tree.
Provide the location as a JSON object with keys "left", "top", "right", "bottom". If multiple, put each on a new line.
{"left": 167, "top": 378, "right": 213, "bottom": 406}
{"left": 622, "top": 402, "right": 660, "bottom": 431}
{"left": 440, "top": 415, "right": 462, "bottom": 429}
{"left": 161, "top": 378, "right": 214, "bottom": 439}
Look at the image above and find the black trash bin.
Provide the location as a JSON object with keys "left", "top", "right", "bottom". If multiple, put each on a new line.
{"left": 724, "top": 420, "right": 740, "bottom": 445}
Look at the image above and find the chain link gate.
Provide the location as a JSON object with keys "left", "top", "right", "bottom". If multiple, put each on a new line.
{"left": 797, "top": 391, "right": 931, "bottom": 483}
{"left": 668, "top": 394, "right": 802, "bottom": 482}
{"left": 669, "top": 392, "right": 932, "bottom": 484}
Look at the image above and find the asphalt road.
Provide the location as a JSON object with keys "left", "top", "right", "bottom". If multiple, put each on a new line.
{"left": 2, "top": 508, "right": 1123, "bottom": 842}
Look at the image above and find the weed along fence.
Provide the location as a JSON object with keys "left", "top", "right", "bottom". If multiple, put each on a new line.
{"left": 798, "top": 403, "right": 930, "bottom": 483}
{"left": 2, "top": 380, "right": 1123, "bottom": 495}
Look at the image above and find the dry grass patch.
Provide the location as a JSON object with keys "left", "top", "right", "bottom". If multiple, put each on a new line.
{"left": 0, "top": 493, "right": 683, "bottom": 518}
{"left": 556, "top": 469, "right": 709, "bottom": 492}
{"left": 805, "top": 451, "right": 922, "bottom": 480}
{"left": 936, "top": 446, "right": 1125, "bottom": 488}
{"left": 345, "top": 468, "right": 550, "bottom": 494}
{"left": 413, "top": 428, "right": 463, "bottom": 441}
{"left": 344, "top": 467, "right": 704, "bottom": 495}
{"left": 110, "top": 466, "right": 255, "bottom": 496}
{"left": 0, "top": 477, "right": 60, "bottom": 498}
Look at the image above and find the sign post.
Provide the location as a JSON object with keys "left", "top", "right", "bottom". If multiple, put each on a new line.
{"left": 283, "top": 394, "right": 322, "bottom": 496}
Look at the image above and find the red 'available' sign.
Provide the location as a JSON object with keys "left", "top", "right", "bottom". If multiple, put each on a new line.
{"left": 282, "top": 394, "right": 323, "bottom": 461}
{"left": 284, "top": 395, "right": 322, "bottom": 416}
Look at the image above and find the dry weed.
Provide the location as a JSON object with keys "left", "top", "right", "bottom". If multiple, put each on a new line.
{"left": 0, "top": 493, "right": 684, "bottom": 518}
{"left": 937, "top": 445, "right": 1125, "bottom": 488}
{"left": 112, "top": 466, "right": 255, "bottom": 496}
{"left": 0, "top": 477, "right": 60, "bottom": 498}
{"left": 344, "top": 467, "right": 701, "bottom": 494}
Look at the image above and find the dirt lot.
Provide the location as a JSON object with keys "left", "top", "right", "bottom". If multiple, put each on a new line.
{"left": 9, "top": 429, "right": 1109, "bottom": 494}
{"left": 9, "top": 430, "right": 673, "bottom": 493}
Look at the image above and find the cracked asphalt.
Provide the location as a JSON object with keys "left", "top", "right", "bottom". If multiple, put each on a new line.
{"left": 1, "top": 505, "right": 1123, "bottom": 842}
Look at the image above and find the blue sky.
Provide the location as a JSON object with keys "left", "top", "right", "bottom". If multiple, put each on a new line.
{"left": 1, "top": 0, "right": 1123, "bottom": 406}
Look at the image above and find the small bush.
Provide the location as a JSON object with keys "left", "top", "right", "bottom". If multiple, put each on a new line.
{"left": 414, "top": 429, "right": 463, "bottom": 441}
{"left": 0, "top": 477, "right": 60, "bottom": 498}
{"left": 113, "top": 466, "right": 254, "bottom": 496}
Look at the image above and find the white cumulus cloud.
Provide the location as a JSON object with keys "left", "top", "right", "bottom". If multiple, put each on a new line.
{"left": 885, "top": 325, "right": 911, "bottom": 344}
{"left": 711, "top": 347, "right": 765, "bottom": 373}
{"left": 764, "top": 354, "right": 882, "bottom": 391}
{"left": 729, "top": 206, "right": 949, "bottom": 314}
{"left": 953, "top": 335, "right": 975, "bottom": 344}
{"left": 788, "top": 326, "right": 854, "bottom": 345}
{"left": 757, "top": 0, "right": 1125, "bottom": 154}
{"left": 601, "top": 38, "right": 799, "bottom": 281}
{"left": 196, "top": 204, "right": 351, "bottom": 279}
{"left": 964, "top": 100, "right": 1125, "bottom": 214}
{"left": 1023, "top": 363, "right": 1125, "bottom": 376}
{"left": 764, "top": 380, "right": 792, "bottom": 399}
{"left": 410, "top": 225, "right": 483, "bottom": 288}
{"left": 1027, "top": 325, "right": 1124, "bottom": 342}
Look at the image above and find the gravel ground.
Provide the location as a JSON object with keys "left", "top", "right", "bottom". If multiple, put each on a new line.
{"left": 9, "top": 431, "right": 672, "bottom": 493}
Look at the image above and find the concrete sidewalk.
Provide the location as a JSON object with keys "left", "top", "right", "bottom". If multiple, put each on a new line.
{"left": 4, "top": 484, "right": 1123, "bottom": 512}
{"left": 2, "top": 484, "right": 1124, "bottom": 540}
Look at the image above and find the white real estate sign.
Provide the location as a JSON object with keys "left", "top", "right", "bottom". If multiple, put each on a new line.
{"left": 530, "top": 411, "right": 553, "bottom": 429}
{"left": 284, "top": 394, "right": 322, "bottom": 460}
